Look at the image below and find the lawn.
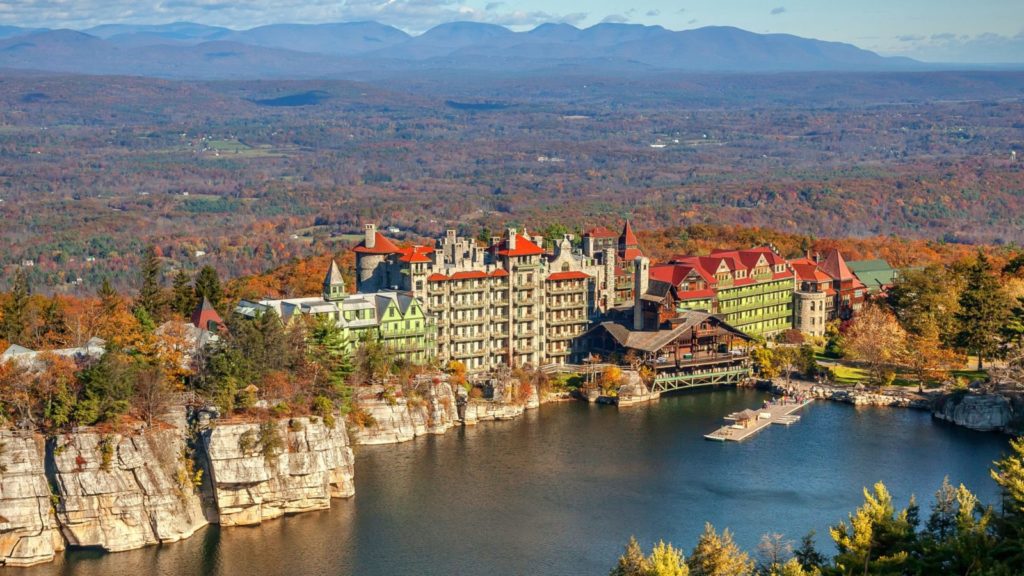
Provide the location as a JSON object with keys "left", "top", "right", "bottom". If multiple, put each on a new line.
{"left": 829, "top": 364, "right": 868, "bottom": 385}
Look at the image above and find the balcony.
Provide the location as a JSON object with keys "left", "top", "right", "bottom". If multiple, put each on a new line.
{"left": 546, "top": 284, "right": 585, "bottom": 295}
{"left": 548, "top": 317, "right": 586, "bottom": 327}
{"left": 452, "top": 300, "right": 485, "bottom": 310}
{"left": 547, "top": 332, "right": 579, "bottom": 342}
{"left": 452, "top": 285, "right": 485, "bottom": 294}
{"left": 451, "top": 333, "right": 485, "bottom": 343}
{"left": 451, "top": 317, "right": 486, "bottom": 326}
{"left": 453, "top": 349, "right": 486, "bottom": 359}
{"left": 547, "top": 300, "right": 584, "bottom": 311}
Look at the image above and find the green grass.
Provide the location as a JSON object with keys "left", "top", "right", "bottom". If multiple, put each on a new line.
{"left": 830, "top": 364, "right": 868, "bottom": 385}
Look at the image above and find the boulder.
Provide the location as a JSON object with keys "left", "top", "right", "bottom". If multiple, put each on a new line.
{"left": 934, "top": 393, "right": 1013, "bottom": 432}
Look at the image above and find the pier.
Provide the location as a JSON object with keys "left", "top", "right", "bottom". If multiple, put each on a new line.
{"left": 704, "top": 398, "right": 813, "bottom": 442}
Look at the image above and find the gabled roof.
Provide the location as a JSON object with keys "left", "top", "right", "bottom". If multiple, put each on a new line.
{"left": 397, "top": 245, "right": 435, "bottom": 263}
{"left": 353, "top": 231, "right": 401, "bottom": 254}
{"left": 589, "top": 311, "right": 751, "bottom": 353}
{"left": 819, "top": 249, "right": 855, "bottom": 281}
{"left": 789, "top": 258, "right": 832, "bottom": 283}
{"left": 491, "top": 233, "right": 545, "bottom": 257}
{"left": 584, "top": 226, "right": 617, "bottom": 239}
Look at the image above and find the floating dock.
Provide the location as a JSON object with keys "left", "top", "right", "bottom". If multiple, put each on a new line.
{"left": 704, "top": 399, "right": 812, "bottom": 442}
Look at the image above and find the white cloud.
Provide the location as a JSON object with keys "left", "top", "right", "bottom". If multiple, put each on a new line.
{"left": 769, "top": 6, "right": 786, "bottom": 16}
{"left": 600, "top": 14, "right": 630, "bottom": 24}
{"left": 879, "top": 31, "right": 1024, "bottom": 63}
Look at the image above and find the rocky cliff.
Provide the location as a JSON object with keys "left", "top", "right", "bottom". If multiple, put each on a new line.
{"left": 933, "top": 392, "right": 1014, "bottom": 432}
{"left": 201, "top": 417, "right": 354, "bottom": 527}
{"left": 49, "top": 428, "right": 208, "bottom": 552}
{"left": 0, "top": 432, "right": 64, "bottom": 567}
{"left": 350, "top": 378, "right": 460, "bottom": 444}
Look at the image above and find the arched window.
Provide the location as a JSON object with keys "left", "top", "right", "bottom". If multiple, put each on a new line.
{"left": 561, "top": 262, "right": 570, "bottom": 272}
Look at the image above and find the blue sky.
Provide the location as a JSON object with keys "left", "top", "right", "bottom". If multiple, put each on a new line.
{"left": 1, "top": 0, "right": 1022, "bottom": 62}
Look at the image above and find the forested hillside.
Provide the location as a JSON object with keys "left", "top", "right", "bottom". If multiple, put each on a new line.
{"left": 1, "top": 72, "right": 1022, "bottom": 292}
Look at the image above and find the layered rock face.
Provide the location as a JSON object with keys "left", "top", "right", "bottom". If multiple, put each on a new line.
{"left": 933, "top": 393, "right": 1013, "bottom": 432}
{"left": 351, "top": 380, "right": 459, "bottom": 444}
{"left": 49, "top": 429, "right": 208, "bottom": 552}
{"left": 202, "top": 417, "right": 355, "bottom": 527}
{"left": 0, "top": 433, "right": 64, "bottom": 567}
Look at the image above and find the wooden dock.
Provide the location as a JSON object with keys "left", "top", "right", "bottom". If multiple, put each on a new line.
{"left": 704, "top": 399, "right": 813, "bottom": 442}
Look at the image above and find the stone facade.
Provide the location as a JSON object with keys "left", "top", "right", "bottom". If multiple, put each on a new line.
{"left": 355, "top": 225, "right": 619, "bottom": 371}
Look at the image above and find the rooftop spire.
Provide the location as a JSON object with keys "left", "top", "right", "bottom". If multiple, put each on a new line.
{"left": 620, "top": 220, "right": 638, "bottom": 247}
{"left": 323, "top": 259, "right": 347, "bottom": 301}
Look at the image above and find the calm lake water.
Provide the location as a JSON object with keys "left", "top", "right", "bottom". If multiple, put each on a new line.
{"left": 20, "top": 389, "right": 1011, "bottom": 576}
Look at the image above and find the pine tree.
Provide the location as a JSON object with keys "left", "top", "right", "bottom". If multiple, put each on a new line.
{"left": 688, "top": 523, "right": 754, "bottom": 576}
{"left": 610, "top": 536, "right": 647, "bottom": 576}
{"left": 136, "top": 245, "right": 164, "bottom": 320}
{"left": 39, "top": 298, "right": 70, "bottom": 347}
{"left": 0, "top": 268, "right": 31, "bottom": 345}
{"left": 193, "top": 265, "right": 223, "bottom": 310}
{"left": 954, "top": 252, "right": 1011, "bottom": 370}
{"left": 829, "top": 482, "right": 917, "bottom": 575}
{"left": 793, "top": 531, "right": 826, "bottom": 571}
{"left": 170, "top": 269, "right": 195, "bottom": 318}
{"left": 98, "top": 278, "right": 119, "bottom": 316}
{"left": 646, "top": 540, "right": 688, "bottom": 576}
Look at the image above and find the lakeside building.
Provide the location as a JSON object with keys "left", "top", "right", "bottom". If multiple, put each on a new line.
{"left": 788, "top": 249, "right": 867, "bottom": 336}
{"left": 581, "top": 262, "right": 754, "bottom": 391}
{"left": 647, "top": 247, "right": 795, "bottom": 339}
{"left": 354, "top": 223, "right": 636, "bottom": 371}
{"left": 581, "top": 221, "right": 645, "bottom": 307}
{"left": 235, "top": 261, "right": 436, "bottom": 364}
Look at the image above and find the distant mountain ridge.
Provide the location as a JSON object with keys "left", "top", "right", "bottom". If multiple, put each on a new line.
{"left": 0, "top": 20, "right": 922, "bottom": 79}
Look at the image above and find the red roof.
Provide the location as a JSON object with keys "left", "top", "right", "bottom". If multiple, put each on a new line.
{"left": 490, "top": 269, "right": 509, "bottom": 277}
{"left": 819, "top": 249, "right": 855, "bottom": 281}
{"left": 353, "top": 232, "right": 401, "bottom": 254}
{"left": 620, "top": 221, "right": 639, "bottom": 246}
{"left": 584, "top": 226, "right": 617, "bottom": 239}
{"left": 546, "top": 271, "right": 590, "bottom": 281}
{"left": 676, "top": 288, "right": 716, "bottom": 300}
{"left": 790, "top": 260, "right": 831, "bottom": 283}
{"left": 191, "top": 297, "right": 223, "bottom": 330}
{"left": 492, "top": 233, "right": 545, "bottom": 257}
{"left": 397, "top": 245, "right": 434, "bottom": 263}
{"left": 427, "top": 273, "right": 449, "bottom": 282}
{"left": 450, "top": 270, "right": 489, "bottom": 280}
{"left": 620, "top": 247, "right": 644, "bottom": 261}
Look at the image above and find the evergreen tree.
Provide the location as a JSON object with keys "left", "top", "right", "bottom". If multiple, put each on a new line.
{"left": 39, "top": 297, "right": 70, "bottom": 347}
{"left": 646, "top": 541, "right": 688, "bottom": 576}
{"left": 793, "top": 531, "right": 826, "bottom": 571}
{"left": 1002, "top": 296, "right": 1024, "bottom": 362}
{"left": 954, "top": 252, "right": 1011, "bottom": 370}
{"left": 0, "top": 268, "right": 31, "bottom": 345}
{"left": 98, "top": 278, "right": 119, "bottom": 316}
{"left": 194, "top": 265, "right": 223, "bottom": 310}
{"left": 135, "top": 245, "right": 165, "bottom": 320}
{"left": 610, "top": 536, "right": 647, "bottom": 576}
{"left": 829, "top": 483, "right": 918, "bottom": 575}
{"left": 992, "top": 437, "right": 1024, "bottom": 569}
{"left": 687, "top": 523, "right": 754, "bottom": 576}
{"left": 170, "top": 269, "right": 195, "bottom": 318}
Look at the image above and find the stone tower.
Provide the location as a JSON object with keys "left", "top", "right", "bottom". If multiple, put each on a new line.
{"left": 633, "top": 256, "right": 650, "bottom": 331}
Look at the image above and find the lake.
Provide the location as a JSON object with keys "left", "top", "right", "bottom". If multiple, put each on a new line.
{"left": 21, "top": 389, "right": 1011, "bottom": 576}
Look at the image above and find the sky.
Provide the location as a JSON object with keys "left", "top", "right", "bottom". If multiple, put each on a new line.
{"left": 0, "top": 0, "right": 1022, "bottom": 63}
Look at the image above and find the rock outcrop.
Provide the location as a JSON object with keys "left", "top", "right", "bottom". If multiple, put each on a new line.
{"left": 201, "top": 417, "right": 354, "bottom": 527}
{"left": 933, "top": 393, "right": 1014, "bottom": 432}
{"left": 350, "top": 379, "right": 460, "bottom": 444}
{"left": 0, "top": 432, "right": 64, "bottom": 567}
{"left": 615, "top": 371, "right": 660, "bottom": 406}
{"left": 49, "top": 428, "right": 208, "bottom": 552}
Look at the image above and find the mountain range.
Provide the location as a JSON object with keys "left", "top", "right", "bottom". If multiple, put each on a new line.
{"left": 0, "top": 21, "right": 925, "bottom": 79}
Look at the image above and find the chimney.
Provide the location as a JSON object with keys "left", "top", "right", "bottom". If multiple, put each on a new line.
{"left": 365, "top": 224, "right": 377, "bottom": 249}
{"left": 507, "top": 228, "right": 517, "bottom": 251}
{"left": 633, "top": 256, "right": 650, "bottom": 331}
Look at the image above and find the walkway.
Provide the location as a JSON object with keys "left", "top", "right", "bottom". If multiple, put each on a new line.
{"left": 704, "top": 398, "right": 813, "bottom": 442}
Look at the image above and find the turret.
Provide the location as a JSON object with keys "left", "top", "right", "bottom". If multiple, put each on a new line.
{"left": 364, "top": 224, "right": 377, "bottom": 249}
{"left": 323, "top": 260, "right": 346, "bottom": 302}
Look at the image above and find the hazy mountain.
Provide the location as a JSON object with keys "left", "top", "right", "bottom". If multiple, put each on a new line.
{"left": 0, "top": 21, "right": 923, "bottom": 79}
{"left": 228, "top": 22, "right": 410, "bottom": 56}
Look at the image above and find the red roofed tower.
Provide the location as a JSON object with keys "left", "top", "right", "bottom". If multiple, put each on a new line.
{"left": 191, "top": 296, "right": 224, "bottom": 332}
{"left": 354, "top": 224, "right": 401, "bottom": 292}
